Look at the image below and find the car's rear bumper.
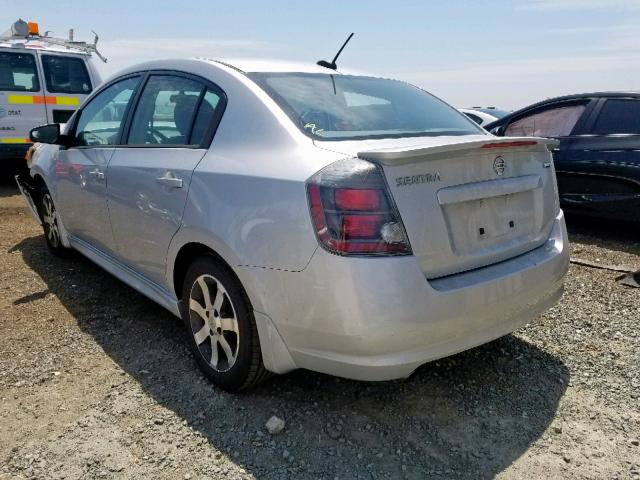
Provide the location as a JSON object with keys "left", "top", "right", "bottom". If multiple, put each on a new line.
{"left": 253, "top": 210, "right": 569, "bottom": 381}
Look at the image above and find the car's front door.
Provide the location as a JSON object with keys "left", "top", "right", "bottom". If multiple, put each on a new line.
{"left": 107, "top": 73, "right": 224, "bottom": 286}
{"left": 55, "top": 75, "right": 141, "bottom": 254}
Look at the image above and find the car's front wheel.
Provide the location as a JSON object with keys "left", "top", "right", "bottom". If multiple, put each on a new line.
{"left": 39, "top": 188, "right": 70, "bottom": 257}
{"left": 181, "top": 255, "right": 269, "bottom": 391}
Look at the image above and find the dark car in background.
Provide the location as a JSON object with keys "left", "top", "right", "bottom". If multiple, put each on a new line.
{"left": 486, "top": 92, "right": 640, "bottom": 222}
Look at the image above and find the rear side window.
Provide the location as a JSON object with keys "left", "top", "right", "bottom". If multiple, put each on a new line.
{"left": 127, "top": 75, "right": 205, "bottom": 146}
{"left": 591, "top": 99, "right": 640, "bottom": 135}
{"left": 190, "top": 90, "right": 221, "bottom": 145}
{"left": 0, "top": 52, "right": 39, "bottom": 91}
{"left": 41, "top": 55, "right": 92, "bottom": 94}
{"left": 505, "top": 104, "right": 586, "bottom": 138}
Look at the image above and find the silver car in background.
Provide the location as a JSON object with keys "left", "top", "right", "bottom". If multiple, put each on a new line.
{"left": 17, "top": 58, "right": 569, "bottom": 391}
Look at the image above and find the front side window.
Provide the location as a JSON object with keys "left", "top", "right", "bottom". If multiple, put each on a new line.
{"left": 74, "top": 76, "right": 140, "bottom": 146}
{"left": 505, "top": 104, "right": 586, "bottom": 138}
{"left": 41, "top": 55, "right": 92, "bottom": 94}
{"left": 591, "top": 99, "right": 640, "bottom": 135}
{"left": 248, "top": 72, "right": 482, "bottom": 141}
{"left": 0, "top": 52, "right": 39, "bottom": 92}
{"left": 127, "top": 75, "right": 206, "bottom": 146}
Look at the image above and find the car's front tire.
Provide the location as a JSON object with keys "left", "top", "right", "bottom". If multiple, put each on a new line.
{"left": 181, "top": 255, "right": 269, "bottom": 391}
{"left": 39, "top": 187, "right": 71, "bottom": 257}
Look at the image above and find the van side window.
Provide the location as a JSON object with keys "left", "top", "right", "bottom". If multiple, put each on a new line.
{"left": 41, "top": 55, "right": 92, "bottom": 94}
{"left": 74, "top": 76, "right": 140, "bottom": 146}
{"left": 0, "top": 52, "right": 40, "bottom": 92}
{"left": 127, "top": 75, "right": 205, "bottom": 146}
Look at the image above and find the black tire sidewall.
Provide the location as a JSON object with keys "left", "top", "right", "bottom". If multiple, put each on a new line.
{"left": 181, "top": 256, "right": 256, "bottom": 391}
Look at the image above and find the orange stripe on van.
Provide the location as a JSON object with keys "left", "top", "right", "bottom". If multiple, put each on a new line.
{"left": 7, "top": 95, "right": 80, "bottom": 106}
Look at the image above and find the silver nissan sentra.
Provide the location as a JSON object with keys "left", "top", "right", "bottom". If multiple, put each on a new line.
{"left": 17, "top": 58, "right": 569, "bottom": 391}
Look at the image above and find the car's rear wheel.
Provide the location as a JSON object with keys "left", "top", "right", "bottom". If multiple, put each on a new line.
{"left": 181, "top": 255, "right": 269, "bottom": 391}
{"left": 39, "top": 188, "right": 70, "bottom": 257}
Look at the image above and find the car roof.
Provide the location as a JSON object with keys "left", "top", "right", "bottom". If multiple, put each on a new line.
{"left": 484, "top": 91, "right": 640, "bottom": 130}
{"left": 213, "top": 58, "right": 347, "bottom": 74}
{"left": 113, "top": 57, "right": 373, "bottom": 79}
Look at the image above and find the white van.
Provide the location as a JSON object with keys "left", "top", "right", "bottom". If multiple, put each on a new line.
{"left": 0, "top": 19, "right": 102, "bottom": 163}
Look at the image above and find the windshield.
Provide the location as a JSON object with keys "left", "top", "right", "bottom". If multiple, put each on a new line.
{"left": 249, "top": 72, "right": 483, "bottom": 141}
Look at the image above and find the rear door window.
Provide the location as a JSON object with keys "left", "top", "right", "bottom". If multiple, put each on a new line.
{"left": 505, "top": 104, "right": 586, "bottom": 137}
{"left": 127, "top": 75, "right": 205, "bottom": 146}
{"left": 41, "top": 55, "right": 92, "bottom": 94}
{"left": 0, "top": 51, "right": 40, "bottom": 91}
{"left": 591, "top": 99, "right": 640, "bottom": 135}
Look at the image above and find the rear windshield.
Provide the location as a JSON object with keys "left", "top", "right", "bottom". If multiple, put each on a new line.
{"left": 41, "top": 55, "right": 92, "bottom": 94}
{"left": 0, "top": 51, "right": 40, "bottom": 92}
{"left": 248, "top": 72, "right": 482, "bottom": 141}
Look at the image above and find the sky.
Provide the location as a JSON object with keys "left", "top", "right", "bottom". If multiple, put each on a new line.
{"left": 3, "top": 0, "right": 640, "bottom": 110}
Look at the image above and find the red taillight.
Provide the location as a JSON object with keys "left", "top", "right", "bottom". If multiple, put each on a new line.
{"left": 342, "top": 214, "right": 382, "bottom": 238}
{"left": 335, "top": 188, "right": 381, "bottom": 211}
{"left": 307, "top": 158, "right": 411, "bottom": 256}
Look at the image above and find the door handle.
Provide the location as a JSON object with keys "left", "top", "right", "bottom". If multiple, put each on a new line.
{"left": 156, "top": 171, "right": 183, "bottom": 189}
{"left": 88, "top": 169, "right": 105, "bottom": 179}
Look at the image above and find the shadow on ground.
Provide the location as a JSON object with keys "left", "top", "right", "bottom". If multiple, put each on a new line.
{"left": 12, "top": 234, "right": 569, "bottom": 479}
{"left": 566, "top": 214, "right": 640, "bottom": 258}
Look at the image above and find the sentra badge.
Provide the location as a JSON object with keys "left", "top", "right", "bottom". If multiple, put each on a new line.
{"left": 395, "top": 172, "right": 441, "bottom": 187}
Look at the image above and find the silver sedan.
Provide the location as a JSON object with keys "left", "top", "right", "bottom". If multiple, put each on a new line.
{"left": 17, "top": 58, "right": 569, "bottom": 391}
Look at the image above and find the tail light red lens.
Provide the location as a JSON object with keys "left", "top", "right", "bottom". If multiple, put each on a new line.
{"left": 306, "top": 158, "right": 412, "bottom": 256}
{"left": 334, "top": 188, "right": 381, "bottom": 210}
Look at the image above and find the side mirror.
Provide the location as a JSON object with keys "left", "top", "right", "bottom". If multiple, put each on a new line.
{"left": 489, "top": 125, "right": 505, "bottom": 136}
{"left": 29, "top": 124, "right": 74, "bottom": 147}
{"left": 29, "top": 124, "right": 61, "bottom": 144}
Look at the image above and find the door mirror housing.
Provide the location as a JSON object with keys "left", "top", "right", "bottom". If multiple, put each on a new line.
{"left": 489, "top": 125, "right": 505, "bottom": 136}
{"left": 29, "top": 124, "right": 74, "bottom": 147}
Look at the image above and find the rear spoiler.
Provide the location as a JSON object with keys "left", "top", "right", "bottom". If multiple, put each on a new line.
{"left": 358, "top": 137, "right": 559, "bottom": 165}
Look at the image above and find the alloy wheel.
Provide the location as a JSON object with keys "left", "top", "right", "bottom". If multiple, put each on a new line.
{"left": 42, "top": 193, "right": 60, "bottom": 248}
{"left": 188, "top": 274, "right": 240, "bottom": 372}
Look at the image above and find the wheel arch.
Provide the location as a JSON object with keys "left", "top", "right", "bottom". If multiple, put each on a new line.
{"left": 167, "top": 233, "right": 265, "bottom": 314}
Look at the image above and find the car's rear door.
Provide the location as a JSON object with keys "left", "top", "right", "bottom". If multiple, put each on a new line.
{"left": 562, "top": 97, "right": 640, "bottom": 219}
{"left": 106, "top": 72, "right": 225, "bottom": 286}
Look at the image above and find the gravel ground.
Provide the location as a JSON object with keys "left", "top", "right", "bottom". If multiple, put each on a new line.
{"left": 0, "top": 174, "right": 638, "bottom": 480}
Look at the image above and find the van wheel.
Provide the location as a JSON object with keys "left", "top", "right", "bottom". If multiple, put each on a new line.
{"left": 40, "top": 188, "right": 70, "bottom": 257}
{"left": 181, "top": 255, "right": 269, "bottom": 391}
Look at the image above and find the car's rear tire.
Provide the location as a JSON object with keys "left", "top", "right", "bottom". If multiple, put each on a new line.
{"left": 39, "top": 187, "right": 71, "bottom": 257}
{"left": 181, "top": 255, "right": 269, "bottom": 391}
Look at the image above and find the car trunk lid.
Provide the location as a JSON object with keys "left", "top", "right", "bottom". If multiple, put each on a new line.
{"left": 315, "top": 135, "right": 559, "bottom": 278}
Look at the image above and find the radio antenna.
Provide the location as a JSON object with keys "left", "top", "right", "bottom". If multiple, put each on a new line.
{"left": 317, "top": 33, "right": 354, "bottom": 71}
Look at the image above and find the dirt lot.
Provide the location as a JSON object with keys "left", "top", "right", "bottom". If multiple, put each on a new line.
{"left": 0, "top": 174, "right": 638, "bottom": 480}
